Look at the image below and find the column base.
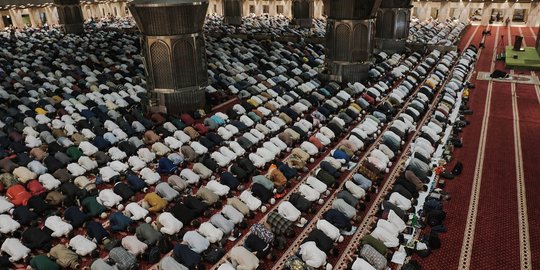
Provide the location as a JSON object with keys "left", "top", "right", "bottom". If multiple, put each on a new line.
{"left": 224, "top": 16, "right": 242, "bottom": 26}
{"left": 151, "top": 86, "right": 206, "bottom": 115}
{"left": 324, "top": 61, "right": 371, "bottom": 83}
{"left": 376, "top": 38, "right": 408, "bottom": 54}
{"left": 293, "top": 18, "right": 313, "bottom": 28}
{"left": 62, "top": 23, "right": 84, "bottom": 34}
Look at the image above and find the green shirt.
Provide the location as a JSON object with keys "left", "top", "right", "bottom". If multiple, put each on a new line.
{"left": 361, "top": 234, "right": 388, "bottom": 256}
{"left": 82, "top": 196, "right": 107, "bottom": 217}
{"left": 30, "top": 255, "right": 60, "bottom": 270}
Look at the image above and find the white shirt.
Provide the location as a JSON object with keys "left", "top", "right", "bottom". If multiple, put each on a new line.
{"left": 38, "top": 173, "right": 61, "bottom": 190}
{"left": 138, "top": 148, "right": 156, "bottom": 163}
{"left": 277, "top": 201, "right": 301, "bottom": 222}
{"left": 122, "top": 235, "right": 148, "bottom": 255}
{"left": 108, "top": 147, "right": 127, "bottom": 161}
{"left": 351, "top": 258, "right": 376, "bottom": 270}
{"left": 388, "top": 210, "right": 406, "bottom": 232}
{"left": 125, "top": 202, "right": 148, "bottom": 221}
{"left": 190, "top": 141, "right": 208, "bottom": 155}
{"left": 371, "top": 226, "right": 399, "bottom": 248}
{"left": 97, "top": 189, "right": 122, "bottom": 208}
{"left": 128, "top": 156, "right": 146, "bottom": 171}
{"left": 0, "top": 197, "right": 13, "bottom": 214}
{"left": 0, "top": 215, "right": 20, "bottom": 234}
{"left": 389, "top": 192, "right": 412, "bottom": 211}
{"left": 45, "top": 216, "right": 73, "bottom": 237}
{"left": 211, "top": 152, "right": 231, "bottom": 167}
{"left": 217, "top": 127, "right": 233, "bottom": 140}
{"left": 345, "top": 181, "right": 366, "bottom": 199}
{"left": 219, "top": 147, "right": 237, "bottom": 161}
{"left": 256, "top": 148, "right": 275, "bottom": 162}
{"left": 67, "top": 163, "right": 86, "bottom": 177}
{"left": 152, "top": 142, "right": 171, "bottom": 156}
{"left": 174, "top": 130, "right": 191, "bottom": 143}
{"left": 158, "top": 212, "right": 183, "bottom": 235}
{"left": 1, "top": 238, "right": 30, "bottom": 262}
{"left": 69, "top": 235, "right": 97, "bottom": 256}
{"left": 299, "top": 241, "right": 327, "bottom": 268}
{"left": 206, "top": 180, "right": 230, "bottom": 196}
{"left": 100, "top": 166, "right": 119, "bottom": 182}
{"left": 300, "top": 141, "right": 318, "bottom": 155}
{"left": 109, "top": 161, "right": 129, "bottom": 172}
{"left": 78, "top": 156, "right": 98, "bottom": 171}
{"left": 183, "top": 231, "right": 210, "bottom": 253}
{"left": 164, "top": 137, "right": 183, "bottom": 150}
{"left": 249, "top": 153, "right": 266, "bottom": 168}
{"left": 221, "top": 205, "right": 244, "bottom": 224}
{"left": 140, "top": 168, "right": 160, "bottom": 185}
{"left": 198, "top": 222, "right": 224, "bottom": 243}
{"left": 180, "top": 168, "right": 200, "bottom": 184}
{"left": 306, "top": 176, "right": 327, "bottom": 194}
{"left": 239, "top": 191, "right": 262, "bottom": 211}
{"left": 270, "top": 137, "right": 287, "bottom": 150}
{"left": 315, "top": 132, "right": 331, "bottom": 146}
{"left": 228, "top": 141, "right": 245, "bottom": 156}
{"left": 316, "top": 219, "right": 341, "bottom": 241}
{"left": 79, "top": 141, "right": 98, "bottom": 156}
{"left": 298, "top": 184, "right": 320, "bottom": 202}
{"left": 377, "top": 219, "right": 399, "bottom": 237}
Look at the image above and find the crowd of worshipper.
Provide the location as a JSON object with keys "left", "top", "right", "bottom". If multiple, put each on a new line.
{"left": 0, "top": 11, "right": 478, "bottom": 270}
{"left": 343, "top": 45, "right": 477, "bottom": 270}
{"left": 229, "top": 44, "right": 477, "bottom": 270}
{"left": 408, "top": 18, "right": 469, "bottom": 46}
{"left": 204, "top": 14, "right": 327, "bottom": 38}
{"left": 87, "top": 17, "right": 137, "bottom": 30}
{"left": 0, "top": 19, "right": 380, "bottom": 270}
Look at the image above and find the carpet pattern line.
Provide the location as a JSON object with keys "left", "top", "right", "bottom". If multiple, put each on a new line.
{"left": 508, "top": 26, "right": 532, "bottom": 266}
{"left": 457, "top": 26, "right": 499, "bottom": 270}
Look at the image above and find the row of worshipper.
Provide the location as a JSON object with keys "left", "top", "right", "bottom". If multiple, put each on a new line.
{"left": 346, "top": 46, "right": 477, "bottom": 270}
{"left": 0, "top": 23, "right": 329, "bottom": 270}
{"left": 210, "top": 48, "right": 440, "bottom": 270}
{"left": 408, "top": 17, "right": 469, "bottom": 46}
{"left": 280, "top": 48, "right": 448, "bottom": 270}
{"left": 204, "top": 14, "right": 327, "bottom": 38}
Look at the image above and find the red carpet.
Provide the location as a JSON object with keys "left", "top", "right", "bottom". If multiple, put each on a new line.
{"left": 511, "top": 25, "right": 540, "bottom": 270}
{"left": 469, "top": 79, "right": 520, "bottom": 269}
{"left": 515, "top": 83, "right": 540, "bottom": 270}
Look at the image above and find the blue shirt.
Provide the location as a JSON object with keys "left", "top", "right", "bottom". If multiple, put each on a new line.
{"left": 109, "top": 212, "right": 133, "bottom": 232}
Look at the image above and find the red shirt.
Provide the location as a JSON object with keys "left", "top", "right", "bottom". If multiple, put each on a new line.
{"left": 6, "top": 184, "right": 31, "bottom": 206}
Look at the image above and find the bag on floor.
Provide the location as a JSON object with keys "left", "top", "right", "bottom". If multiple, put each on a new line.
{"left": 427, "top": 209, "right": 447, "bottom": 227}
{"left": 452, "top": 161, "right": 463, "bottom": 176}
{"left": 427, "top": 232, "right": 442, "bottom": 249}
{"left": 402, "top": 260, "right": 422, "bottom": 270}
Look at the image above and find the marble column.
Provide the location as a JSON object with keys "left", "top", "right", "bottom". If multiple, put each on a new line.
{"left": 129, "top": 0, "right": 209, "bottom": 114}
{"left": 292, "top": 0, "right": 313, "bottom": 28}
{"left": 55, "top": 0, "right": 84, "bottom": 34}
{"left": 223, "top": 0, "right": 242, "bottom": 25}
{"left": 375, "top": 0, "right": 412, "bottom": 53}
{"left": 324, "top": 0, "right": 381, "bottom": 83}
